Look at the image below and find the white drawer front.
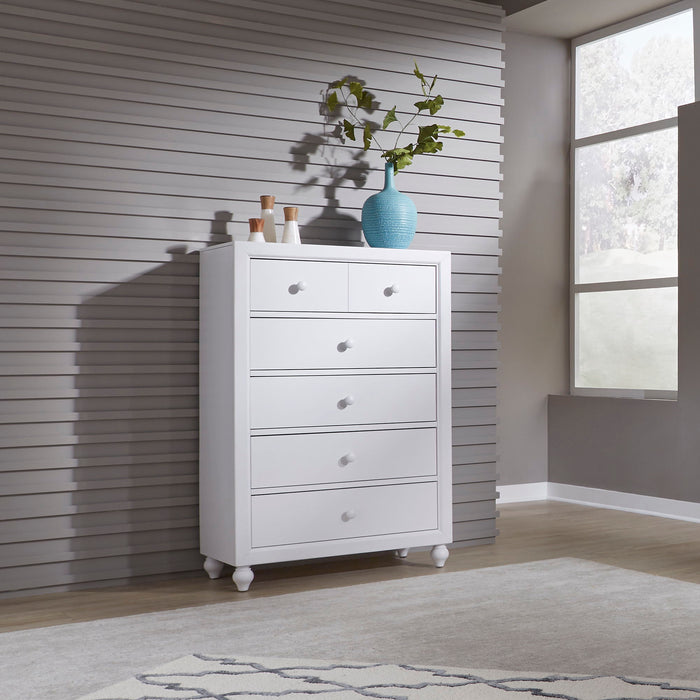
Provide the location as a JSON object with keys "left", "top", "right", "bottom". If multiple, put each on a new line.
{"left": 251, "top": 428, "right": 436, "bottom": 489}
{"left": 250, "top": 318, "right": 436, "bottom": 370}
{"left": 349, "top": 263, "right": 436, "bottom": 313}
{"left": 250, "top": 259, "right": 348, "bottom": 312}
{"left": 251, "top": 482, "right": 438, "bottom": 547}
{"left": 250, "top": 373, "right": 436, "bottom": 428}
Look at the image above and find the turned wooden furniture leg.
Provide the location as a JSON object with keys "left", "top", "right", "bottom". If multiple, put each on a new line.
{"left": 395, "top": 548, "right": 409, "bottom": 558}
{"left": 232, "top": 566, "right": 254, "bottom": 592}
{"left": 430, "top": 544, "right": 449, "bottom": 568}
{"left": 203, "top": 556, "right": 225, "bottom": 579}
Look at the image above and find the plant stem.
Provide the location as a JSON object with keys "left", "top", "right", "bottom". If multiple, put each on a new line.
{"left": 392, "top": 112, "right": 418, "bottom": 150}
{"left": 392, "top": 82, "right": 434, "bottom": 150}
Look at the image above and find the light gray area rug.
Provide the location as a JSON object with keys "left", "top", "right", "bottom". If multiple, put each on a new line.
{"left": 2, "top": 558, "right": 699, "bottom": 700}
{"left": 77, "top": 654, "right": 700, "bottom": 700}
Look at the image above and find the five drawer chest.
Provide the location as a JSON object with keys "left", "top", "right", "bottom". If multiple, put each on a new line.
{"left": 199, "top": 241, "right": 452, "bottom": 591}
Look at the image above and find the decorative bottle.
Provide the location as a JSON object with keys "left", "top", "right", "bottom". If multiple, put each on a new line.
{"left": 247, "top": 217, "right": 265, "bottom": 242}
{"left": 282, "top": 207, "right": 301, "bottom": 244}
{"left": 260, "top": 195, "right": 277, "bottom": 243}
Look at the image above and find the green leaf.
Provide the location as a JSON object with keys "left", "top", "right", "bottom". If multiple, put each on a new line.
{"left": 417, "top": 124, "right": 440, "bottom": 144}
{"left": 394, "top": 152, "right": 414, "bottom": 171}
{"left": 384, "top": 146, "right": 412, "bottom": 158}
{"left": 430, "top": 74, "right": 437, "bottom": 91}
{"left": 429, "top": 94, "right": 444, "bottom": 115}
{"left": 382, "top": 106, "right": 398, "bottom": 129}
{"left": 413, "top": 61, "right": 427, "bottom": 86}
{"left": 347, "top": 81, "right": 373, "bottom": 110}
{"left": 343, "top": 119, "right": 356, "bottom": 141}
{"left": 326, "top": 91, "right": 339, "bottom": 112}
{"left": 384, "top": 146, "right": 414, "bottom": 173}
{"left": 331, "top": 78, "right": 347, "bottom": 89}
{"left": 363, "top": 123, "right": 372, "bottom": 150}
{"left": 414, "top": 95, "right": 444, "bottom": 115}
{"left": 453, "top": 129, "right": 465, "bottom": 138}
{"left": 414, "top": 140, "right": 443, "bottom": 155}
{"left": 359, "top": 90, "right": 373, "bottom": 110}
{"left": 349, "top": 82, "right": 364, "bottom": 103}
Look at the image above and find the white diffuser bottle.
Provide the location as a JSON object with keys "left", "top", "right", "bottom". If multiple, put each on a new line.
{"left": 282, "top": 206, "right": 301, "bottom": 244}
{"left": 260, "top": 195, "right": 277, "bottom": 243}
{"left": 247, "top": 217, "right": 265, "bottom": 242}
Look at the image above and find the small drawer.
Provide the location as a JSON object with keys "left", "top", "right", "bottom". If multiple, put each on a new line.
{"left": 250, "top": 373, "right": 436, "bottom": 429}
{"left": 251, "top": 428, "right": 437, "bottom": 489}
{"left": 251, "top": 482, "right": 438, "bottom": 547}
{"left": 250, "top": 259, "right": 348, "bottom": 312}
{"left": 250, "top": 318, "right": 436, "bottom": 370}
{"left": 348, "top": 263, "right": 436, "bottom": 313}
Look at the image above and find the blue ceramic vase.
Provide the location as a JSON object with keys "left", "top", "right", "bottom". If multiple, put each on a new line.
{"left": 361, "top": 162, "right": 417, "bottom": 248}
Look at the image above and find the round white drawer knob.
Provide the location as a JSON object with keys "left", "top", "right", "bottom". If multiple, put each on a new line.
{"left": 340, "top": 452, "right": 356, "bottom": 466}
{"left": 387, "top": 283, "right": 400, "bottom": 295}
{"left": 342, "top": 509, "right": 357, "bottom": 522}
{"left": 289, "top": 280, "right": 307, "bottom": 294}
{"left": 338, "top": 338, "right": 355, "bottom": 352}
{"left": 339, "top": 395, "right": 355, "bottom": 408}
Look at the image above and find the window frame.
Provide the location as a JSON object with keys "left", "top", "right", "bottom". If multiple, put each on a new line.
{"left": 570, "top": 0, "right": 699, "bottom": 400}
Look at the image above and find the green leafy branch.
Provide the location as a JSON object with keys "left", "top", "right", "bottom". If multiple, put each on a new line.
{"left": 325, "top": 62, "right": 465, "bottom": 173}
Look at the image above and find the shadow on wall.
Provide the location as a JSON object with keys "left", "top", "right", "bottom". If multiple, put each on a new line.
{"left": 288, "top": 79, "right": 372, "bottom": 247}
{"left": 67, "top": 214, "right": 231, "bottom": 588}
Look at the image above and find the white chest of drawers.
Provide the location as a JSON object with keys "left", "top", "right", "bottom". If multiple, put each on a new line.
{"left": 199, "top": 242, "right": 452, "bottom": 591}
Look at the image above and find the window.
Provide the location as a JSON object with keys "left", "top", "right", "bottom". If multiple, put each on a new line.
{"left": 572, "top": 4, "right": 695, "bottom": 397}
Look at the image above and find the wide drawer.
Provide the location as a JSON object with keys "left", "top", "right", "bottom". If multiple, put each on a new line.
{"left": 251, "top": 481, "right": 438, "bottom": 547}
{"left": 250, "top": 318, "right": 436, "bottom": 370}
{"left": 250, "top": 259, "right": 347, "bottom": 312}
{"left": 250, "top": 373, "right": 436, "bottom": 429}
{"left": 348, "top": 263, "right": 436, "bottom": 313}
{"left": 251, "top": 428, "right": 436, "bottom": 489}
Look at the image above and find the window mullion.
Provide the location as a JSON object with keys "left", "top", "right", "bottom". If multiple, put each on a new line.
{"left": 574, "top": 117, "right": 678, "bottom": 150}
{"left": 574, "top": 278, "right": 678, "bottom": 294}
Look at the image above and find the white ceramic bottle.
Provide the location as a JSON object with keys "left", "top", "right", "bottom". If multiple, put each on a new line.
{"left": 282, "top": 206, "right": 301, "bottom": 244}
{"left": 247, "top": 217, "right": 265, "bottom": 242}
{"left": 260, "top": 195, "right": 277, "bottom": 243}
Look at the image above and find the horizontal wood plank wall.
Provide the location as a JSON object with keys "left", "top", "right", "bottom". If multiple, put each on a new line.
{"left": 0, "top": 0, "right": 503, "bottom": 595}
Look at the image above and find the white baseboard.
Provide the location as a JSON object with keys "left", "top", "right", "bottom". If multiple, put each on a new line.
{"left": 547, "top": 483, "right": 700, "bottom": 523}
{"left": 497, "top": 481, "right": 700, "bottom": 523}
{"left": 497, "top": 482, "right": 549, "bottom": 503}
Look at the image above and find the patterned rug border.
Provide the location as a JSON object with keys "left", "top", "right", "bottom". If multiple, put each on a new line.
{"left": 78, "top": 653, "right": 700, "bottom": 700}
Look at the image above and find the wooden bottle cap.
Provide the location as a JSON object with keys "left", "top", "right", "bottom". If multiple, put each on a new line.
{"left": 283, "top": 207, "right": 298, "bottom": 221}
{"left": 260, "top": 195, "right": 275, "bottom": 209}
{"left": 248, "top": 217, "right": 264, "bottom": 232}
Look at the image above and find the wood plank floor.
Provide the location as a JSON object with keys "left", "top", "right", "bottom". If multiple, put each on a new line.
{"left": 2, "top": 500, "right": 699, "bottom": 633}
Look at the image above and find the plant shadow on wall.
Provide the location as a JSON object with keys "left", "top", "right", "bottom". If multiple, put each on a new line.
{"left": 289, "top": 64, "right": 465, "bottom": 247}
{"left": 66, "top": 214, "right": 231, "bottom": 590}
{"left": 289, "top": 74, "right": 371, "bottom": 246}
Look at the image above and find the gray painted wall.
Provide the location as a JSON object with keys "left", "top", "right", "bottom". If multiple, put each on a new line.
{"left": 0, "top": 0, "right": 504, "bottom": 596}
{"left": 548, "top": 101, "right": 700, "bottom": 504}
{"left": 548, "top": 395, "right": 680, "bottom": 497}
{"left": 498, "top": 31, "right": 569, "bottom": 486}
